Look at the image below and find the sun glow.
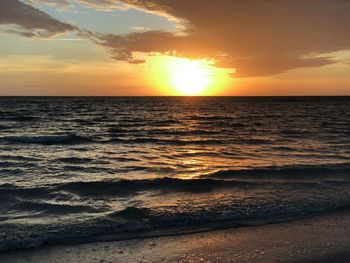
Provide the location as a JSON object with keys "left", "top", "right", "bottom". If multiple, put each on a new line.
{"left": 171, "top": 59, "right": 210, "bottom": 95}
{"left": 147, "top": 55, "right": 232, "bottom": 96}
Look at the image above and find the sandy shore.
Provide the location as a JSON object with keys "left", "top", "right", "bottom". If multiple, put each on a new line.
{"left": 1, "top": 211, "right": 350, "bottom": 263}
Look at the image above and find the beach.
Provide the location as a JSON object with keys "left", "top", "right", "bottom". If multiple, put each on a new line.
{"left": 1, "top": 211, "right": 350, "bottom": 263}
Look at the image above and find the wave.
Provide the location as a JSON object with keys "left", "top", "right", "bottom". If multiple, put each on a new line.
{"left": 56, "top": 157, "right": 94, "bottom": 164}
{"left": 0, "top": 155, "right": 40, "bottom": 162}
{"left": 0, "top": 177, "right": 324, "bottom": 203}
{"left": 1, "top": 134, "right": 93, "bottom": 145}
{"left": 3, "top": 164, "right": 349, "bottom": 200}
{"left": 1, "top": 168, "right": 350, "bottom": 251}
{"left": 237, "top": 138, "right": 274, "bottom": 145}
{"left": 3, "top": 198, "right": 350, "bottom": 252}
{"left": 55, "top": 167, "right": 350, "bottom": 198}
{"left": 127, "top": 129, "right": 221, "bottom": 137}
{"left": 107, "top": 127, "right": 129, "bottom": 134}
{"left": 204, "top": 165, "right": 350, "bottom": 181}
{"left": 0, "top": 125, "right": 11, "bottom": 130}
{"left": 107, "top": 137, "right": 224, "bottom": 145}
{"left": 1, "top": 134, "right": 224, "bottom": 146}
{"left": 107, "top": 157, "right": 140, "bottom": 162}
{"left": 8, "top": 201, "right": 103, "bottom": 215}
{"left": 107, "top": 137, "right": 275, "bottom": 146}
{"left": 0, "top": 178, "right": 266, "bottom": 203}
{"left": 185, "top": 115, "right": 238, "bottom": 122}
{"left": 0, "top": 186, "right": 51, "bottom": 198}
{"left": 0, "top": 116, "right": 40, "bottom": 122}
{"left": 56, "top": 177, "right": 266, "bottom": 197}
{"left": 0, "top": 134, "right": 296, "bottom": 147}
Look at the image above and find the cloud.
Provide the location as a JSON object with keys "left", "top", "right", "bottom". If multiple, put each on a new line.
{"left": 77, "top": 0, "right": 130, "bottom": 11}
{"left": 0, "top": 0, "right": 76, "bottom": 38}
{"left": 130, "top": 26, "right": 149, "bottom": 32}
{"left": 29, "top": 0, "right": 131, "bottom": 10}
{"left": 93, "top": 0, "right": 350, "bottom": 77}
{"left": 26, "top": 0, "right": 71, "bottom": 8}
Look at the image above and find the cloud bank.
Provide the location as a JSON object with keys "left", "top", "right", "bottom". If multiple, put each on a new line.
{"left": 2, "top": 0, "right": 350, "bottom": 77}
{"left": 96, "top": 0, "right": 350, "bottom": 77}
{"left": 0, "top": 0, "right": 75, "bottom": 38}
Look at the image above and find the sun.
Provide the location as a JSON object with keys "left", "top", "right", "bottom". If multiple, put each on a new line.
{"left": 170, "top": 59, "right": 210, "bottom": 96}
{"left": 147, "top": 55, "right": 232, "bottom": 96}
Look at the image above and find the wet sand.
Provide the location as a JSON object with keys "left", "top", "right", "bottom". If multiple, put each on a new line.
{"left": 1, "top": 211, "right": 350, "bottom": 263}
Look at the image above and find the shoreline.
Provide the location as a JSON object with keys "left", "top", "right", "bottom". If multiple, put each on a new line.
{"left": 1, "top": 211, "right": 350, "bottom": 262}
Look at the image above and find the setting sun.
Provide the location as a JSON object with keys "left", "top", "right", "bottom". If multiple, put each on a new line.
{"left": 148, "top": 56, "right": 232, "bottom": 96}
{"left": 171, "top": 59, "right": 210, "bottom": 95}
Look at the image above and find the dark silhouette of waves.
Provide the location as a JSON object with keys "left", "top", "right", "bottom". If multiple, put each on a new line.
{"left": 1, "top": 134, "right": 93, "bottom": 145}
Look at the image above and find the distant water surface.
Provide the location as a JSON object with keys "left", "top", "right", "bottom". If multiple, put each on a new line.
{"left": 0, "top": 96, "right": 350, "bottom": 250}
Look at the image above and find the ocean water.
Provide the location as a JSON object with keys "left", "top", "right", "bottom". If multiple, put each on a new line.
{"left": 0, "top": 96, "right": 350, "bottom": 251}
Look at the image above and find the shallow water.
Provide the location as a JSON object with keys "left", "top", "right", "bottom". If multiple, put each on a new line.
{"left": 0, "top": 96, "right": 350, "bottom": 250}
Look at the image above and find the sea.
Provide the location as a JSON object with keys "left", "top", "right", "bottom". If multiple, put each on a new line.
{"left": 0, "top": 96, "right": 349, "bottom": 251}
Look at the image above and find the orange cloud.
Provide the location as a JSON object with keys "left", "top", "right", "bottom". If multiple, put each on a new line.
{"left": 92, "top": 0, "right": 350, "bottom": 77}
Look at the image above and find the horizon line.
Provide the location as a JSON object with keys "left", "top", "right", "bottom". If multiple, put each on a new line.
{"left": 1, "top": 95, "right": 350, "bottom": 98}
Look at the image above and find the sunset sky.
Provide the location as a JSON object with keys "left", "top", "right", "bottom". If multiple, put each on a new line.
{"left": 1, "top": 0, "right": 350, "bottom": 96}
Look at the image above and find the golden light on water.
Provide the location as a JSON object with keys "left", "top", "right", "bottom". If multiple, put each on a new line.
{"left": 147, "top": 56, "right": 232, "bottom": 96}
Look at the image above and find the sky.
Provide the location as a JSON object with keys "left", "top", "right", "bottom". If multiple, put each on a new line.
{"left": 1, "top": 0, "right": 350, "bottom": 96}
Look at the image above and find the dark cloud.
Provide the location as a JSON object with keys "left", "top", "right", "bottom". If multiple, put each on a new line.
{"left": 95, "top": 0, "right": 350, "bottom": 77}
{"left": 0, "top": 0, "right": 76, "bottom": 38}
